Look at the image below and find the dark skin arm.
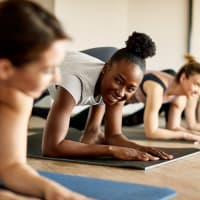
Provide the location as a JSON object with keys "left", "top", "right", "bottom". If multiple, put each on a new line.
{"left": 42, "top": 87, "right": 110, "bottom": 157}
{"left": 104, "top": 100, "right": 173, "bottom": 160}
{"left": 80, "top": 104, "right": 106, "bottom": 144}
{"left": 42, "top": 87, "right": 158, "bottom": 161}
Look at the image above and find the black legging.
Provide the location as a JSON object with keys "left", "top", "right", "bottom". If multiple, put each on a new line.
{"left": 122, "top": 103, "right": 170, "bottom": 126}
{"left": 122, "top": 69, "right": 176, "bottom": 126}
{"left": 69, "top": 102, "right": 171, "bottom": 129}
{"left": 32, "top": 106, "right": 89, "bottom": 131}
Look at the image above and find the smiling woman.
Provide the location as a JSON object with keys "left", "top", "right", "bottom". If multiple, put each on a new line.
{"left": 42, "top": 31, "right": 173, "bottom": 161}
{"left": 122, "top": 55, "right": 200, "bottom": 142}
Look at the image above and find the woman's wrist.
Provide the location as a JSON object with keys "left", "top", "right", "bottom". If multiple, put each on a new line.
{"left": 107, "top": 145, "right": 115, "bottom": 157}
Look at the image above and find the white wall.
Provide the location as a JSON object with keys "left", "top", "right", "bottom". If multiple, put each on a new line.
{"left": 54, "top": 0, "right": 188, "bottom": 71}
{"left": 55, "top": 0, "right": 128, "bottom": 50}
{"left": 127, "top": 0, "right": 188, "bottom": 70}
{"left": 191, "top": 0, "right": 200, "bottom": 61}
{"left": 35, "top": 0, "right": 189, "bottom": 71}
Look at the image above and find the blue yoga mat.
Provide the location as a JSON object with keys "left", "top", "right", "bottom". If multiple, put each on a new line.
{"left": 0, "top": 170, "right": 176, "bottom": 200}
{"left": 44, "top": 171, "right": 178, "bottom": 199}
{"left": 41, "top": 171, "right": 177, "bottom": 200}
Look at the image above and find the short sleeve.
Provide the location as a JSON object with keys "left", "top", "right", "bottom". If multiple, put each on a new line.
{"left": 61, "top": 75, "right": 82, "bottom": 104}
{"left": 48, "top": 75, "right": 82, "bottom": 105}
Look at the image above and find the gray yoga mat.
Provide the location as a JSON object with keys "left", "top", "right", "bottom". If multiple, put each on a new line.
{"left": 27, "top": 129, "right": 200, "bottom": 170}
{"left": 28, "top": 127, "right": 146, "bottom": 141}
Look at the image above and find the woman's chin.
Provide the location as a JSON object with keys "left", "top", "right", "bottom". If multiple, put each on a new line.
{"left": 104, "top": 98, "right": 117, "bottom": 106}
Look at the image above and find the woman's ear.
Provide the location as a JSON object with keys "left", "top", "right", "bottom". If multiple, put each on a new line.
{"left": 0, "top": 59, "right": 14, "bottom": 80}
{"left": 102, "top": 63, "right": 110, "bottom": 74}
{"left": 179, "top": 73, "right": 186, "bottom": 84}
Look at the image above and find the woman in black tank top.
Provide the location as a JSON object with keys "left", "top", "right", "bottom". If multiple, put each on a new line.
{"left": 122, "top": 56, "right": 200, "bottom": 142}
{"left": 123, "top": 69, "right": 176, "bottom": 126}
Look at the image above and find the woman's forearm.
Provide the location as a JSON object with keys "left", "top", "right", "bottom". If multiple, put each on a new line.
{"left": 43, "top": 139, "right": 112, "bottom": 157}
{"left": 174, "top": 125, "right": 200, "bottom": 135}
{"left": 186, "top": 122, "right": 200, "bottom": 132}
{"left": 1, "top": 162, "right": 47, "bottom": 198}
{"left": 1, "top": 161, "right": 91, "bottom": 200}
{"left": 146, "top": 127, "right": 186, "bottom": 139}
{"left": 0, "top": 189, "right": 41, "bottom": 200}
{"left": 146, "top": 127, "right": 200, "bottom": 141}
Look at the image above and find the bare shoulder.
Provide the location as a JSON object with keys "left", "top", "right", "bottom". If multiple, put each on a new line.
{"left": 143, "top": 80, "right": 164, "bottom": 97}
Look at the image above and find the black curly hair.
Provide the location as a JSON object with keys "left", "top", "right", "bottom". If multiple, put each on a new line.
{"left": 109, "top": 31, "right": 156, "bottom": 72}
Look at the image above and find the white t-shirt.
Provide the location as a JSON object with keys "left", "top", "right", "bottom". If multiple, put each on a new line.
{"left": 49, "top": 51, "right": 104, "bottom": 105}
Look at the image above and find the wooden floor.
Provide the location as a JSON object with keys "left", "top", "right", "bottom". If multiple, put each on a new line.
{"left": 28, "top": 117, "right": 200, "bottom": 200}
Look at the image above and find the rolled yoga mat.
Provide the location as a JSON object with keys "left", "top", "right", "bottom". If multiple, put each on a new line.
{"left": 27, "top": 130, "right": 200, "bottom": 170}
{"left": 0, "top": 170, "right": 176, "bottom": 200}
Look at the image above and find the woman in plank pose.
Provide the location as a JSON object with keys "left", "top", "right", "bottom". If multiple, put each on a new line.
{"left": 43, "top": 31, "right": 173, "bottom": 161}
{"left": 122, "top": 55, "right": 200, "bottom": 141}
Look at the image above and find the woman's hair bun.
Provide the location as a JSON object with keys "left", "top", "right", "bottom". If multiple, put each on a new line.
{"left": 125, "top": 31, "right": 156, "bottom": 59}
{"left": 184, "top": 54, "right": 196, "bottom": 63}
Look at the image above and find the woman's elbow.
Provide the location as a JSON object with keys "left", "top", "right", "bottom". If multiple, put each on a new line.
{"left": 42, "top": 145, "right": 53, "bottom": 157}
{"left": 42, "top": 140, "right": 59, "bottom": 157}
{"left": 145, "top": 133, "right": 158, "bottom": 139}
{"left": 144, "top": 129, "right": 159, "bottom": 139}
{"left": 0, "top": 162, "right": 23, "bottom": 183}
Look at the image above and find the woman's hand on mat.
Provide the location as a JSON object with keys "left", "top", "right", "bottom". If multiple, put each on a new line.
{"left": 137, "top": 146, "right": 173, "bottom": 160}
{"left": 44, "top": 179, "right": 93, "bottom": 200}
{"left": 109, "top": 146, "right": 160, "bottom": 161}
